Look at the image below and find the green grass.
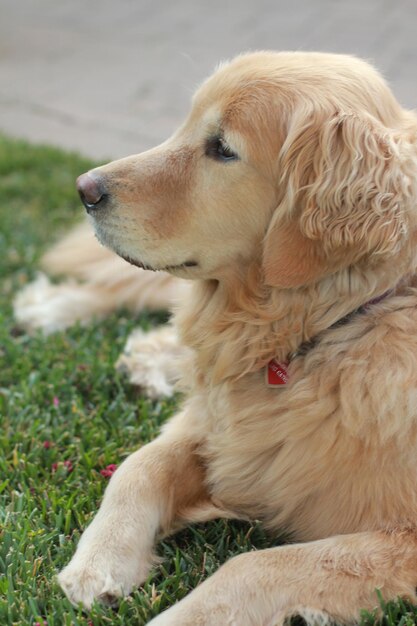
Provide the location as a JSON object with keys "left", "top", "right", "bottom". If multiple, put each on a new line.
{"left": 0, "top": 133, "right": 416, "bottom": 626}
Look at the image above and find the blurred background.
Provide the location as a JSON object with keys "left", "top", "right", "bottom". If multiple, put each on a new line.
{"left": 0, "top": 0, "right": 416, "bottom": 160}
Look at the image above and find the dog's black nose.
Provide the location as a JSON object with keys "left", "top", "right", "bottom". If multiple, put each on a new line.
{"left": 77, "top": 172, "right": 106, "bottom": 213}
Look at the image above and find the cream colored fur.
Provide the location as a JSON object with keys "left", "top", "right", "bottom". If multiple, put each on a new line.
{"left": 116, "top": 325, "right": 187, "bottom": 398}
{"left": 14, "top": 220, "right": 185, "bottom": 333}
{"left": 54, "top": 51, "right": 417, "bottom": 624}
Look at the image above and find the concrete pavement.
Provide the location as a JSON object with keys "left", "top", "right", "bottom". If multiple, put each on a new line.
{"left": 0, "top": 0, "right": 416, "bottom": 160}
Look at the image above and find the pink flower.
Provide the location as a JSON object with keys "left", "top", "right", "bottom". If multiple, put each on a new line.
{"left": 51, "top": 460, "right": 73, "bottom": 473}
{"left": 63, "top": 460, "right": 73, "bottom": 473}
{"left": 43, "top": 440, "right": 53, "bottom": 449}
{"left": 53, "top": 396, "right": 59, "bottom": 407}
{"left": 100, "top": 464, "right": 118, "bottom": 478}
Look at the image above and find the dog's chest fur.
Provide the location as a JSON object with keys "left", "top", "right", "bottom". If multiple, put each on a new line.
{"left": 178, "top": 292, "right": 417, "bottom": 541}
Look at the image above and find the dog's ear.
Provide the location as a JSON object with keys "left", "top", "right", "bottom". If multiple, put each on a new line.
{"left": 263, "top": 110, "right": 410, "bottom": 288}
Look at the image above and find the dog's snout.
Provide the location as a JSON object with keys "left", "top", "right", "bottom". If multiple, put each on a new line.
{"left": 77, "top": 172, "right": 107, "bottom": 213}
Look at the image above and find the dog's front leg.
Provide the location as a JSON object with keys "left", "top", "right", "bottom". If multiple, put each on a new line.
{"left": 58, "top": 426, "right": 210, "bottom": 609}
{"left": 148, "top": 529, "right": 417, "bottom": 626}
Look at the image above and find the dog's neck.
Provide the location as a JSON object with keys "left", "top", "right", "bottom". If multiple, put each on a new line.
{"left": 175, "top": 255, "right": 415, "bottom": 387}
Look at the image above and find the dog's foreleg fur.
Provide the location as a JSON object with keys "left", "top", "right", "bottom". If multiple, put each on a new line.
{"left": 57, "top": 429, "right": 222, "bottom": 608}
{"left": 148, "top": 527, "right": 417, "bottom": 626}
{"left": 116, "top": 324, "right": 191, "bottom": 398}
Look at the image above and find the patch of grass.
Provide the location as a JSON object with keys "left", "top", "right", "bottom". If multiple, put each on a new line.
{"left": 0, "top": 134, "right": 414, "bottom": 625}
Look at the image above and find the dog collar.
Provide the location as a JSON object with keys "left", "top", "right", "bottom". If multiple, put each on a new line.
{"left": 266, "top": 290, "right": 392, "bottom": 388}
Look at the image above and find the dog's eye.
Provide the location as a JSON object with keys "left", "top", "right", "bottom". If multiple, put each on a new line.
{"left": 206, "top": 137, "right": 239, "bottom": 162}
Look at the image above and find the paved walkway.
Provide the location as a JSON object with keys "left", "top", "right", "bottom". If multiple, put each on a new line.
{"left": 1, "top": 0, "right": 416, "bottom": 160}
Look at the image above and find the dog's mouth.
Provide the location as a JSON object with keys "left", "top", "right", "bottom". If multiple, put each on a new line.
{"left": 120, "top": 253, "right": 198, "bottom": 273}
{"left": 92, "top": 226, "right": 199, "bottom": 273}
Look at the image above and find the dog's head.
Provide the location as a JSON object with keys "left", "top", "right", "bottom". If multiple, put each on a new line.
{"left": 78, "top": 52, "right": 417, "bottom": 288}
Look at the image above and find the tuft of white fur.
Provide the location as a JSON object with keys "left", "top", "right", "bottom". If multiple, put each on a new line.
{"left": 13, "top": 273, "right": 113, "bottom": 334}
{"left": 116, "top": 325, "right": 189, "bottom": 399}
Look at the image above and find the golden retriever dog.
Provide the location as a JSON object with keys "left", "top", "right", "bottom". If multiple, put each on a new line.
{"left": 34, "top": 51, "right": 417, "bottom": 624}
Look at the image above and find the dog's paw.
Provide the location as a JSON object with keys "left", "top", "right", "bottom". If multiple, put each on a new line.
{"left": 116, "top": 326, "right": 189, "bottom": 399}
{"left": 58, "top": 561, "right": 126, "bottom": 609}
{"left": 13, "top": 273, "right": 107, "bottom": 334}
{"left": 58, "top": 548, "right": 149, "bottom": 609}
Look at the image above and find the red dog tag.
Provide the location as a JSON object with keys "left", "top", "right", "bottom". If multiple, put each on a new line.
{"left": 266, "top": 359, "right": 289, "bottom": 387}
